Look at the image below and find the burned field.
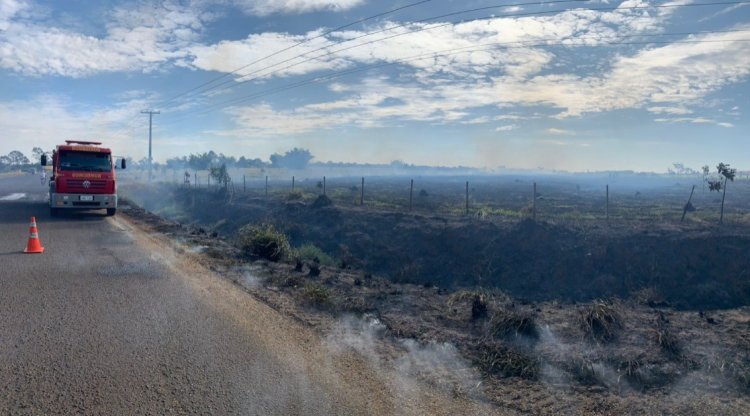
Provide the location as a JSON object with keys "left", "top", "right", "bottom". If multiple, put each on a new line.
{"left": 121, "top": 174, "right": 750, "bottom": 414}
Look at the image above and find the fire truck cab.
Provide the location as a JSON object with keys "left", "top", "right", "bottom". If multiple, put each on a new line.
{"left": 41, "top": 140, "right": 126, "bottom": 216}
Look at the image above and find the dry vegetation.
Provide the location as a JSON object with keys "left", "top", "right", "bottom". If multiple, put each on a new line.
{"left": 579, "top": 300, "right": 622, "bottom": 343}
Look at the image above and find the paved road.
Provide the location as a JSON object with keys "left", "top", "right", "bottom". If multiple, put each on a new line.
{"left": 0, "top": 174, "right": 495, "bottom": 416}
{"left": 0, "top": 175, "right": 397, "bottom": 415}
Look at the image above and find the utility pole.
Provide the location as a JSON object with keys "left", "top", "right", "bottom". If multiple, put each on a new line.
{"left": 141, "top": 110, "right": 160, "bottom": 181}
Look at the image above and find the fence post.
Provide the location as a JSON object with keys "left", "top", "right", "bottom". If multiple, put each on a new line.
{"left": 194, "top": 172, "right": 197, "bottom": 188}
{"left": 323, "top": 176, "right": 326, "bottom": 196}
{"left": 606, "top": 184, "right": 609, "bottom": 223}
{"left": 243, "top": 175, "right": 246, "bottom": 193}
{"left": 532, "top": 182, "right": 537, "bottom": 221}
{"left": 292, "top": 176, "right": 295, "bottom": 191}
{"left": 681, "top": 185, "right": 696, "bottom": 223}
{"left": 360, "top": 177, "right": 364, "bottom": 206}
{"left": 465, "top": 181, "right": 469, "bottom": 215}
{"left": 208, "top": 174, "right": 211, "bottom": 188}
{"left": 265, "top": 175, "right": 268, "bottom": 196}
{"left": 409, "top": 179, "right": 413, "bottom": 211}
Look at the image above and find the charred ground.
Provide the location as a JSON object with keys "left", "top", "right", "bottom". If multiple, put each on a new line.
{"left": 126, "top": 178, "right": 750, "bottom": 310}
{"left": 119, "top": 175, "right": 750, "bottom": 414}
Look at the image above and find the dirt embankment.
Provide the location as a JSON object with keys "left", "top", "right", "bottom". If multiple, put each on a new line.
{"left": 125, "top": 184, "right": 750, "bottom": 310}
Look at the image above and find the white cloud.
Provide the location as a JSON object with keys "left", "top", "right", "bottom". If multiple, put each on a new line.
{"left": 185, "top": 2, "right": 684, "bottom": 83}
{"left": 230, "top": 0, "right": 364, "bottom": 16}
{"left": 540, "top": 139, "right": 590, "bottom": 147}
{"left": 654, "top": 116, "right": 734, "bottom": 127}
{"left": 0, "top": 95, "right": 152, "bottom": 156}
{"left": 698, "top": 3, "right": 750, "bottom": 22}
{"left": 547, "top": 128, "right": 575, "bottom": 135}
{"left": 495, "top": 125, "right": 517, "bottom": 131}
{"left": 0, "top": 1, "right": 208, "bottom": 77}
{"left": 181, "top": 6, "right": 750, "bottom": 135}
{"left": 186, "top": 30, "right": 352, "bottom": 79}
{"left": 461, "top": 116, "right": 491, "bottom": 125}
{"left": 0, "top": 0, "right": 27, "bottom": 31}
{"left": 494, "top": 114, "right": 529, "bottom": 121}
{"left": 647, "top": 106, "right": 693, "bottom": 115}
{"left": 216, "top": 23, "right": 750, "bottom": 138}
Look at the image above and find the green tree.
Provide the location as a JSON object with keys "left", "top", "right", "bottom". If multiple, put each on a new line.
{"left": 707, "top": 162, "right": 736, "bottom": 224}
{"left": 7, "top": 150, "right": 30, "bottom": 166}
{"left": 701, "top": 165, "right": 710, "bottom": 192}
{"left": 270, "top": 148, "right": 313, "bottom": 170}
{"left": 31, "top": 147, "right": 46, "bottom": 163}
{"left": 210, "top": 163, "right": 230, "bottom": 189}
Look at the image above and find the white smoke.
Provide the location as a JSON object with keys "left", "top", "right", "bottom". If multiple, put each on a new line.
{"left": 325, "top": 315, "right": 486, "bottom": 406}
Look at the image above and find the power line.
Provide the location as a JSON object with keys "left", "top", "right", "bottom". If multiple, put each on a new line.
{"left": 155, "top": 0, "right": 437, "bottom": 108}
{"left": 160, "top": 31, "right": 750, "bottom": 123}
{"left": 168, "top": 0, "right": 594, "bottom": 104}
{"left": 166, "top": 0, "right": 749, "bottom": 108}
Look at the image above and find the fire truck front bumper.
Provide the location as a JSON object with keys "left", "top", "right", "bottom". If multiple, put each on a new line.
{"left": 50, "top": 193, "right": 118, "bottom": 209}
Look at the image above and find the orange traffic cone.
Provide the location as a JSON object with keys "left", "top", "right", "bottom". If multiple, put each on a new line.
{"left": 24, "top": 216, "right": 44, "bottom": 254}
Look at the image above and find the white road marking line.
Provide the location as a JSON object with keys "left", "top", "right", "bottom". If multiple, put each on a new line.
{"left": 0, "top": 193, "right": 26, "bottom": 201}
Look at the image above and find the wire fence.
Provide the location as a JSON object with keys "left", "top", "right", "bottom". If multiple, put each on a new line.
{"left": 121, "top": 169, "right": 750, "bottom": 226}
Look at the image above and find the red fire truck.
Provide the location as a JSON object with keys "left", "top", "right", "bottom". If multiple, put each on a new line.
{"left": 41, "top": 140, "right": 126, "bottom": 216}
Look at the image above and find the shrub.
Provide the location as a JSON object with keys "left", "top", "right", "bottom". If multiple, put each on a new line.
{"left": 237, "top": 223, "right": 291, "bottom": 262}
{"left": 265, "top": 274, "right": 302, "bottom": 288}
{"left": 303, "top": 282, "right": 331, "bottom": 306}
{"left": 295, "top": 243, "right": 335, "bottom": 267}
{"left": 580, "top": 300, "right": 622, "bottom": 343}
{"left": 654, "top": 326, "right": 680, "bottom": 355}
{"left": 488, "top": 309, "right": 538, "bottom": 339}
{"left": 448, "top": 289, "right": 493, "bottom": 321}
{"left": 287, "top": 189, "right": 304, "bottom": 200}
{"left": 631, "top": 287, "right": 669, "bottom": 307}
{"left": 476, "top": 343, "right": 539, "bottom": 379}
{"left": 448, "top": 289, "right": 493, "bottom": 306}
{"left": 565, "top": 357, "right": 599, "bottom": 386}
{"left": 311, "top": 194, "right": 332, "bottom": 208}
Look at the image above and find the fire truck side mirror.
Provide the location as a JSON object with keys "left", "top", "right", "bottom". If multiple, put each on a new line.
{"left": 121, "top": 159, "right": 127, "bottom": 169}
{"left": 41, "top": 154, "right": 47, "bottom": 166}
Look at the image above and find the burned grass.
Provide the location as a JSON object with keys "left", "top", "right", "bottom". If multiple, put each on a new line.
{"left": 579, "top": 300, "right": 622, "bottom": 343}
{"left": 475, "top": 342, "right": 540, "bottom": 379}
{"left": 486, "top": 308, "right": 538, "bottom": 340}
{"left": 448, "top": 289, "right": 494, "bottom": 321}
{"left": 119, "top": 190, "right": 750, "bottom": 415}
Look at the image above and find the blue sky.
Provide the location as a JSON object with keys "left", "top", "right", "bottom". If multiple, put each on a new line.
{"left": 0, "top": 0, "right": 748, "bottom": 171}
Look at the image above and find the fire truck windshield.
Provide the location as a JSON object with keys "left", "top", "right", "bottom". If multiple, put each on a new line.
{"left": 59, "top": 151, "right": 112, "bottom": 172}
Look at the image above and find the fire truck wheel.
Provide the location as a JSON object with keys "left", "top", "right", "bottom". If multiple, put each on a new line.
{"left": 106, "top": 208, "right": 117, "bottom": 216}
{"left": 50, "top": 208, "right": 60, "bottom": 217}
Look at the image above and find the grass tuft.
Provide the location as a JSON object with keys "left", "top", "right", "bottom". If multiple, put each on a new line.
{"left": 303, "top": 282, "right": 331, "bottom": 306}
{"left": 488, "top": 309, "right": 538, "bottom": 339}
{"left": 476, "top": 343, "right": 539, "bottom": 379}
{"left": 237, "top": 223, "right": 291, "bottom": 262}
{"left": 295, "top": 243, "right": 336, "bottom": 267}
{"left": 654, "top": 326, "right": 680, "bottom": 355}
{"left": 448, "top": 289, "right": 493, "bottom": 321}
{"left": 579, "top": 300, "right": 621, "bottom": 343}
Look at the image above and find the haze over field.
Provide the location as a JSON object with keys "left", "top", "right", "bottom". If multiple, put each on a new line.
{"left": 0, "top": 0, "right": 748, "bottom": 171}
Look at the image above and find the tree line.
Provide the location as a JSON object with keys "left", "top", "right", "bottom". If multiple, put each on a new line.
{"left": 0, "top": 148, "right": 46, "bottom": 172}
{"left": 138, "top": 148, "right": 315, "bottom": 172}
